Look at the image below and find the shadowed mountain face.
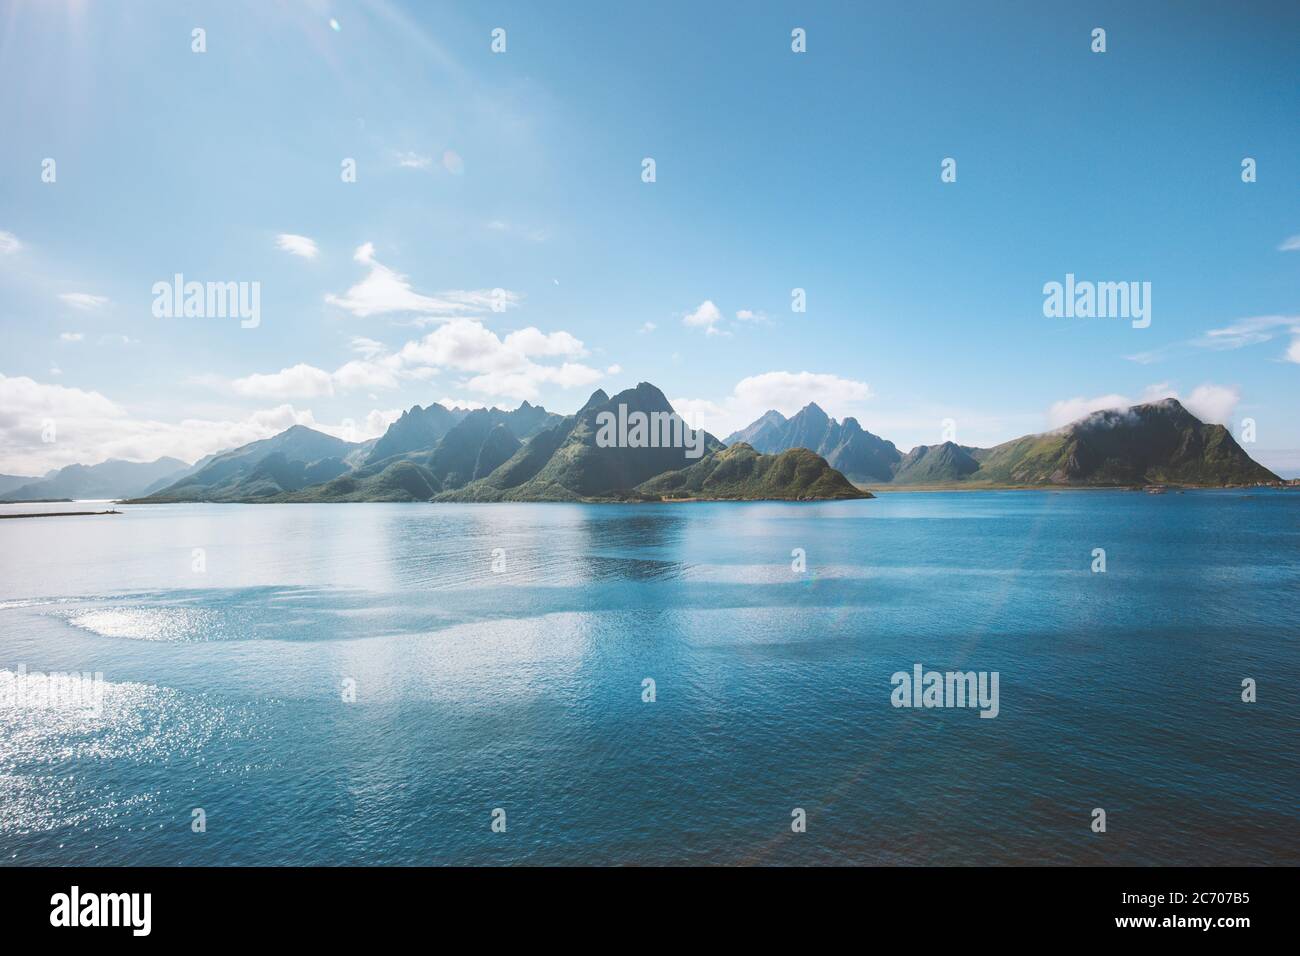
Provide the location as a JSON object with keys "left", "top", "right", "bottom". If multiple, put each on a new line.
{"left": 365, "top": 403, "right": 468, "bottom": 465}
{"left": 724, "top": 403, "right": 901, "bottom": 481}
{"left": 5, "top": 457, "right": 189, "bottom": 501}
{"left": 726, "top": 397, "right": 1279, "bottom": 487}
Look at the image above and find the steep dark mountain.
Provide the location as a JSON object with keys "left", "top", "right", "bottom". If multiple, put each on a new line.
{"left": 725, "top": 403, "right": 902, "bottom": 481}
{"left": 364, "top": 403, "right": 467, "bottom": 465}
{"left": 426, "top": 409, "right": 516, "bottom": 490}
{"left": 474, "top": 423, "right": 522, "bottom": 479}
{"left": 441, "top": 384, "right": 726, "bottom": 501}
{"left": 637, "top": 444, "right": 872, "bottom": 500}
{"left": 137, "top": 425, "right": 357, "bottom": 501}
{"left": 969, "top": 398, "right": 1277, "bottom": 486}
{"left": 6, "top": 457, "right": 189, "bottom": 501}
{"left": 891, "top": 442, "right": 981, "bottom": 484}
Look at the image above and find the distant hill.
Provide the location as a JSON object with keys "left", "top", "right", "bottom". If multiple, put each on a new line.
{"left": 0, "top": 473, "right": 41, "bottom": 497}
{"left": 891, "top": 441, "right": 981, "bottom": 484}
{"left": 6, "top": 457, "right": 189, "bottom": 501}
{"left": 136, "top": 425, "right": 358, "bottom": 501}
{"left": 637, "top": 443, "right": 872, "bottom": 500}
{"left": 726, "top": 403, "right": 901, "bottom": 481}
{"left": 725, "top": 397, "right": 1278, "bottom": 488}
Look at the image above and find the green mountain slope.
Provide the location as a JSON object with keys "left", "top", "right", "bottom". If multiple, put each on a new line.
{"left": 969, "top": 398, "right": 1277, "bottom": 486}
{"left": 636, "top": 443, "right": 872, "bottom": 500}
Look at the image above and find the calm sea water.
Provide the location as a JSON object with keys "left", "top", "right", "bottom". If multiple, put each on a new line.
{"left": 1, "top": 491, "right": 1296, "bottom": 866}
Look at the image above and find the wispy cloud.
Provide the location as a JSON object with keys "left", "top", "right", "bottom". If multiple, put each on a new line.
{"left": 59, "top": 332, "right": 84, "bottom": 342}
{"left": 325, "top": 242, "right": 520, "bottom": 319}
{"left": 0, "top": 230, "right": 20, "bottom": 255}
{"left": 1125, "top": 314, "right": 1300, "bottom": 365}
{"left": 1278, "top": 235, "right": 1300, "bottom": 252}
{"left": 396, "top": 151, "right": 432, "bottom": 170}
{"left": 58, "top": 292, "right": 109, "bottom": 311}
{"left": 275, "top": 233, "right": 319, "bottom": 259}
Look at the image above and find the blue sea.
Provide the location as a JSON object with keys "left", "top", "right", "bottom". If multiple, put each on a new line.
{"left": 1, "top": 491, "right": 1297, "bottom": 866}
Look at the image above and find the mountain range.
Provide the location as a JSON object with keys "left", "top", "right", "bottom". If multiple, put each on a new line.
{"left": 726, "top": 398, "right": 1279, "bottom": 487}
{"left": 131, "top": 383, "right": 867, "bottom": 504}
{"left": 1, "top": 457, "right": 190, "bottom": 501}
{"left": 10, "top": 384, "right": 1278, "bottom": 506}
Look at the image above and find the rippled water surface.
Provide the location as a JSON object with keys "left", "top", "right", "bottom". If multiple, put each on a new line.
{"left": 1, "top": 494, "right": 1297, "bottom": 865}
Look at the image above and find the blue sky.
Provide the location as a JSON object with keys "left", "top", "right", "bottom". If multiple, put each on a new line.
{"left": 1, "top": 0, "right": 1297, "bottom": 476}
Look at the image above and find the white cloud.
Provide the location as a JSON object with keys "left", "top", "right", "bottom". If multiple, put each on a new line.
{"left": 683, "top": 300, "right": 723, "bottom": 334}
{"left": 733, "top": 371, "right": 873, "bottom": 411}
{"left": 0, "top": 374, "right": 402, "bottom": 474}
{"left": 0, "top": 230, "right": 19, "bottom": 255}
{"left": 1183, "top": 384, "right": 1240, "bottom": 424}
{"left": 396, "top": 151, "right": 433, "bottom": 170}
{"left": 325, "top": 242, "right": 520, "bottom": 319}
{"left": 1047, "top": 393, "right": 1135, "bottom": 429}
{"left": 59, "top": 332, "right": 84, "bottom": 342}
{"left": 58, "top": 292, "right": 109, "bottom": 310}
{"left": 1047, "top": 382, "right": 1240, "bottom": 429}
{"left": 397, "top": 318, "right": 603, "bottom": 401}
{"left": 275, "top": 233, "right": 319, "bottom": 259}
{"left": 1288, "top": 339, "right": 1300, "bottom": 364}
{"left": 672, "top": 371, "right": 874, "bottom": 437}
{"left": 1278, "top": 235, "right": 1300, "bottom": 252}
{"left": 1127, "top": 314, "right": 1300, "bottom": 364}
{"left": 231, "top": 363, "right": 336, "bottom": 399}
{"left": 349, "top": 336, "right": 387, "bottom": 359}
{"left": 638, "top": 321, "right": 656, "bottom": 334}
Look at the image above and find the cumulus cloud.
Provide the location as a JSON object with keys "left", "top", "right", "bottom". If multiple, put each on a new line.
{"left": 397, "top": 318, "right": 600, "bottom": 400}
{"left": 682, "top": 300, "right": 724, "bottom": 335}
{"left": 231, "top": 363, "right": 337, "bottom": 399}
{"left": 275, "top": 233, "right": 319, "bottom": 259}
{"left": 0, "top": 230, "right": 19, "bottom": 255}
{"left": 672, "top": 370, "right": 874, "bottom": 437}
{"left": 225, "top": 319, "right": 602, "bottom": 404}
{"left": 1183, "top": 384, "right": 1241, "bottom": 424}
{"left": 58, "top": 292, "right": 109, "bottom": 310}
{"left": 0, "top": 374, "right": 397, "bottom": 474}
{"left": 324, "top": 242, "right": 520, "bottom": 319}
